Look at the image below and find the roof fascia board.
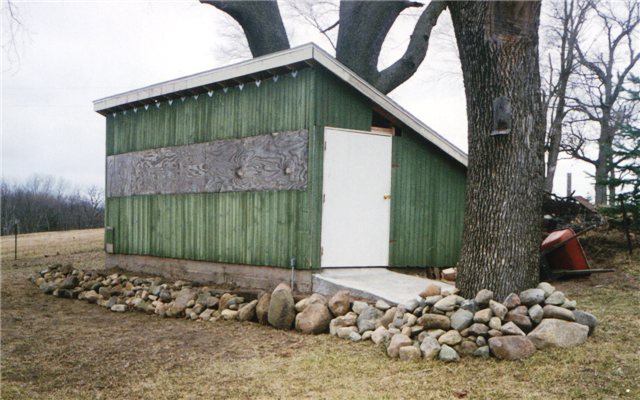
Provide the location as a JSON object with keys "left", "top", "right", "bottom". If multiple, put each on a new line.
{"left": 93, "top": 44, "right": 315, "bottom": 112}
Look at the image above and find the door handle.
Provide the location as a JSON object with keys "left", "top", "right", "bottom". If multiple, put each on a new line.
{"left": 384, "top": 194, "right": 391, "bottom": 200}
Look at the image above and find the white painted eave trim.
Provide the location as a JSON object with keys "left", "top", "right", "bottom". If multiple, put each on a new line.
{"left": 94, "top": 43, "right": 467, "bottom": 167}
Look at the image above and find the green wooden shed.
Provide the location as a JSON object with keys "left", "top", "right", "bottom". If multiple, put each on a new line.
{"left": 94, "top": 43, "right": 467, "bottom": 292}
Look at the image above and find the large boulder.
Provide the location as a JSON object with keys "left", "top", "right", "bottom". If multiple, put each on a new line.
{"left": 488, "top": 336, "right": 536, "bottom": 360}
{"left": 268, "top": 283, "right": 296, "bottom": 330}
{"left": 256, "top": 293, "right": 271, "bottom": 325}
{"left": 327, "top": 290, "right": 351, "bottom": 317}
{"left": 357, "top": 306, "right": 384, "bottom": 333}
{"left": 295, "top": 303, "right": 332, "bottom": 334}
{"left": 527, "top": 319, "right": 589, "bottom": 349}
{"left": 166, "top": 288, "right": 198, "bottom": 318}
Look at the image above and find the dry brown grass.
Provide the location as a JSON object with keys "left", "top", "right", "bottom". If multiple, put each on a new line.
{"left": 0, "top": 228, "right": 104, "bottom": 261}
{"left": 1, "top": 229, "right": 639, "bottom": 399}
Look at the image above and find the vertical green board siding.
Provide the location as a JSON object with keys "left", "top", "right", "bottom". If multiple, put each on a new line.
{"left": 389, "top": 129, "right": 466, "bottom": 268}
{"left": 107, "top": 68, "right": 314, "bottom": 156}
{"left": 105, "top": 65, "right": 378, "bottom": 269}
{"left": 313, "top": 68, "right": 372, "bottom": 131}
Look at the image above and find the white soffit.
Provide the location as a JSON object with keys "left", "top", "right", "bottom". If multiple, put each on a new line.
{"left": 93, "top": 43, "right": 467, "bottom": 167}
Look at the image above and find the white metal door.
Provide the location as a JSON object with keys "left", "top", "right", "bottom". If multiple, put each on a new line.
{"left": 321, "top": 128, "right": 392, "bottom": 267}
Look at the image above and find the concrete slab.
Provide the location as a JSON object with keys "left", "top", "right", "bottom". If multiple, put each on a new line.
{"left": 312, "top": 268, "right": 456, "bottom": 306}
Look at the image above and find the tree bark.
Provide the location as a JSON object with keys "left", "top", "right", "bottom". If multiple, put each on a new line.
{"left": 201, "top": 1, "right": 290, "bottom": 57}
{"left": 336, "top": 1, "right": 447, "bottom": 94}
{"left": 449, "top": 1, "right": 545, "bottom": 299}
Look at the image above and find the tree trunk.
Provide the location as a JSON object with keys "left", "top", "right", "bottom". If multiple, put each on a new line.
{"left": 201, "top": 1, "right": 290, "bottom": 57}
{"left": 594, "top": 117, "right": 615, "bottom": 205}
{"left": 449, "top": 1, "right": 545, "bottom": 299}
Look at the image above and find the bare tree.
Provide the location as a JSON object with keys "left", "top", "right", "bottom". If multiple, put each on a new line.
{"left": 201, "top": 0, "right": 448, "bottom": 95}
{"left": 562, "top": 0, "right": 640, "bottom": 205}
{"left": 2, "top": 0, "right": 31, "bottom": 73}
{"left": 540, "top": 0, "right": 589, "bottom": 193}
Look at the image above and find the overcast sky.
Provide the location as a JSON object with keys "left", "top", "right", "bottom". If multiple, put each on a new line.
{"left": 2, "top": 1, "right": 595, "bottom": 198}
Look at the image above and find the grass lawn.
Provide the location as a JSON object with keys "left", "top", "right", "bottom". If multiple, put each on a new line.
{"left": 1, "top": 228, "right": 639, "bottom": 399}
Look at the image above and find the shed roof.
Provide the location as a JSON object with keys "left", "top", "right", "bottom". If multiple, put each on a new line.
{"left": 94, "top": 43, "right": 467, "bottom": 167}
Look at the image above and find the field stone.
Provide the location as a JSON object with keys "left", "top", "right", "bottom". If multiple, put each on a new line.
{"left": 200, "top": 308, "right": 214, "bottom": 321}
{"left": 237, "top": 300, "right": 258, "bottom": 322}
{"left": 295, "top": 298, "right": 308, "bottom": 313}
{"left": 393, "top": 306, "right": 407, "bottom": 328}
{"left": 375, "top": 299, "right": 391, "bottom": 311}
{"left": 439, "top": 345, "right": 460, "bottom": 362}
{"left": 466, "top": 323, "right": 489, "bottom": 337}
{"left": 474, "top": 289, "right": 493, "bottom": 306}
{"left": 489, "top": 300, "right": 508, "bottom": 320}
{"left": 474, "top": 308, "right": 493, "bottom": 324}
{"left": 387, "top": 334, "right": 412, "bottom": 358}
{"left": 424, "top": 295, "right": 443, "bottom": 306}
{"left": 520, "top": 289, "right": 545, "bottom": 306}
{"left": 399, "top": 346, "right": 422, "bottom": 361}
{"left": 98, "top": 287, "right": 111, "bottom": 300}
{"left": 362, "top": 330, "right": 373, "bottom": 341}
{"left": 418, "top": 314, "right": 450, "bottom": 330}
{"left": 573, "top": 310, "right": 597, "bottom": 335}
{"left": 60, "top": 275, "right": 79, "bottom": 290}
{"left": 219, "top": 293, "right": 233, "bottom": 311}
{"left": 256, "top": 293, "right": 271, "bottom": 325}
{"left": 542, "top": 305, "right": 575, "bottom": 321}
{"left": 166, "top": 288, "right": 197, "bottom": 318}
{"left": 405, "top": 299, "right": 420, "bottom": 313}
{"left": 528, "top": 304, "right": 544, "bottom": 324}
{"left": 488, "top": 317, "right": 502, "bottom": 331}
{"left": 500, "top": 321, "right": 525, "bottom": 336}
{"left": 328, "top": 290, "right": 351, "bottom": 317}
{"left": 402, "top": 326, "right": 412, "bottom": 337}
{"left": 476, "top": 336, "right": 487, "bottom": 347}
{"left": 330, "top": 312, "right": 358, "bottom": 336}
{"left": 378, "top": 307, "right": 396, "bottom": 329}
{"left": 474, "top": 345, "right": 491, "bottom": 360}
{"left": 489, "top": 336, "right": 536, "bottom": 360}
{"left": 357, "top": 306, "right": 384, "bottom": 333}
{"left": 268, "top": 283, "right": 296, "bottom": 330}
{"left": 502, "top": 293, "right": 521, "bottom": 309}
{"left": 433, "top": 295, "right": 459, "bottom": 312}
{"left": 527, "top": 319, "right": 588, "bottom": 349}
{"left": 450, "top": 309, "right": 474, "bottom": 332}
{"left": 307, "top": 293, "right": 328, "bottom": 308}
{"left": 537, "top": 282, "right": 555, "bottom": 297}
{"left": 503, "top": 313, "right": 532, "bottom": 333}
{"left": 106, "top": 296, "right": 117, "bottom": 309}
{"left": 111, "top": 304, "right": 127, "bottom": 313}
{"left": 337, "top": 326, "right": 358, "bottom": 339}
{"left": 348, "top": 332, "right": 362, "bottom": 342}
{"left": 42, "top": 283, "right": 58, "bottom": 295}
{"left": 159, "top": 289, "right": 172, "bottom": 303}
{"left": 372, "top": 326, "right": 392, "bottom": 345}
{"left": 459, "top": 340, "right": 478, "bottom": 356}
{"left": 420, "top": 336, "right": 441, "bottom": 359}
{"left": 84, "top": 290, "right": 100, "bottom": 303}
{"left": 545, "top": 291, "right": 566, "bottom": 306}
{"left": 460, "top": 300, "right": 479, "bottom": 313}
{"left": 295, "top": 303, "right": 332, "bottom": 334}
{"left": 438, "top": 330, "right": 462, "bottom": 346}
{"left": 352, "top": 301, "right": 368, "bottom": 315}
{"left": 221, "top": 309, "right": 238, "bottom": 320}
{"left": 562, "top": 299, "right": 577, "bottom": 310}
{"left": 192, "top": 303, "right": 205, "bottom": 315}
{"left": 420, "top": 284, "right": 441, "bottom": 298}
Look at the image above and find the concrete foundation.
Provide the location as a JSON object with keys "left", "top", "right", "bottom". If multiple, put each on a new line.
{"left": 105, "top": 254, "right": 314, "bottom": 293}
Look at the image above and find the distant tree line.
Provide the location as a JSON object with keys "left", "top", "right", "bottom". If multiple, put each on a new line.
{"left": 1, "top": 175, "right": 104, "bottom": 235}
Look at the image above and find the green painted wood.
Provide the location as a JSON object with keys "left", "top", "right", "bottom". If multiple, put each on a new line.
{"left": 107, "top": 65, "right": 456, "bottom": 270}
{"left": 389, "top": 129, "right": 466, "bottom": 268}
